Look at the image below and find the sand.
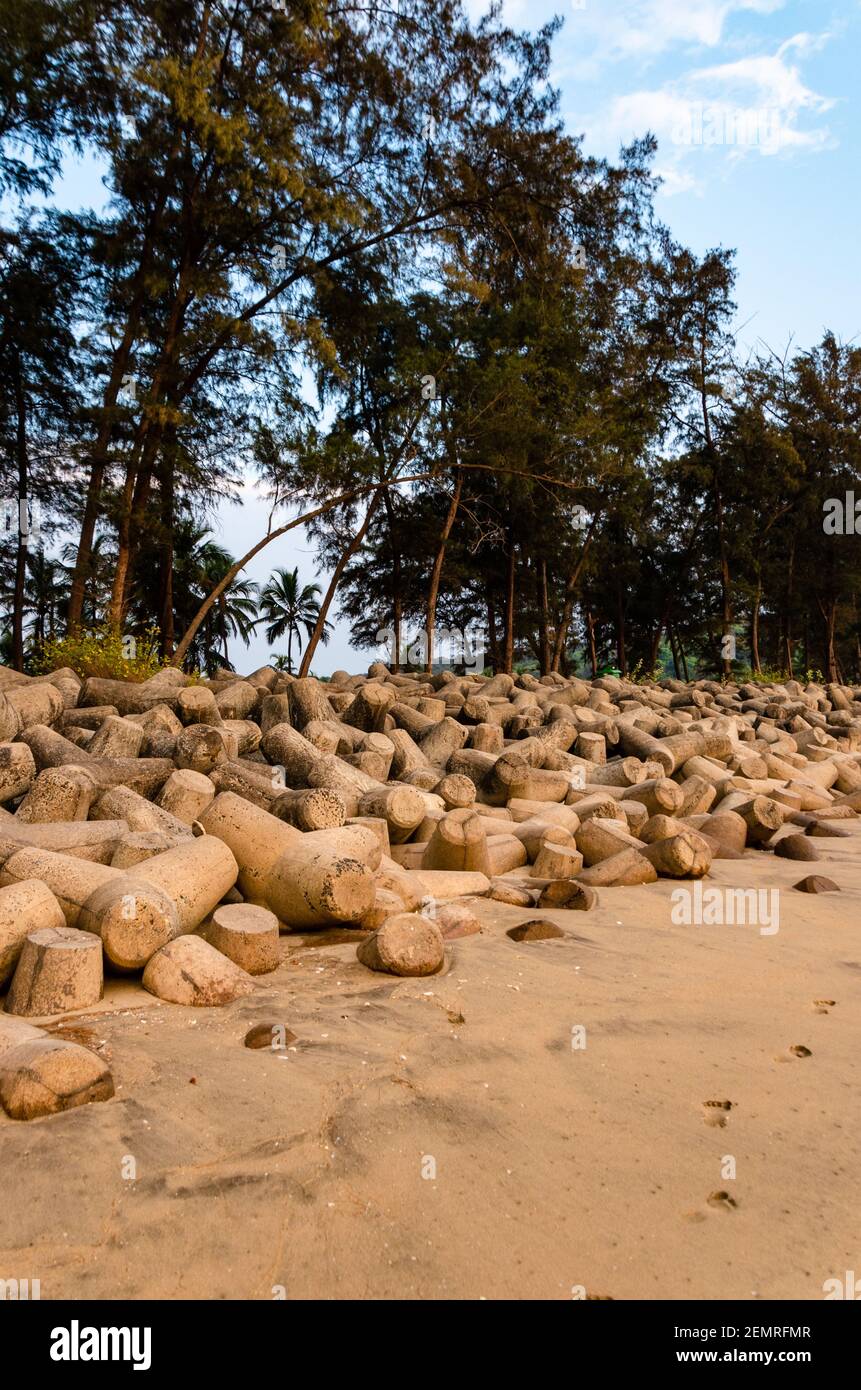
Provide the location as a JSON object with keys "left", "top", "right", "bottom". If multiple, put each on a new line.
{"left": 1, "top": 829, "right": 858, "bottom": 1302}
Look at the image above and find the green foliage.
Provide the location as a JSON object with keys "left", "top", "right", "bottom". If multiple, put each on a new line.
{"left": 35, "top": 622, "right": 165, "bottom": 681}
{"left": 736, "top": 664, "right": 826, "bottom": 686}
{"left": 628, "top": 659, "right": 663, "bottom": 685}
{"left": 735, "top": 664, "right": 788, "bottom": 685}
{"left": 259, "top": 568, "right": 329, "bottom": 674}
{"left": 1, "top": 2, "right": 859, "bottom": 688}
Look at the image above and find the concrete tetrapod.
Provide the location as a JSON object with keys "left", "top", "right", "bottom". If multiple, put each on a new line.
{"left": 5, "top": 925, "right": 104, "bottom": 1016}
{"left": 202, "top": 904, "right": 280, "bottom": 974}
{"left": 0, "top": 742, "right": 37, "bottom": 803}
{"left": 0, "top": 839, "right": 230, "bottom": 969}
{"left": 198, "top": 791, "right": 377, "bottom": 927}
{"left": 0, "top": 1035, "right": 114, "bottom": 1119}
{"left": 0, "top": 879, "right": 67, "bottom": 986}
{"left": 265, "top": 825, "right": 378, "bottom": 928}
{"left": 127, "top": 835, "right": 239, "bottom": 933}
{"left": 77, "top": 877, "right": 181, "bottom": 971}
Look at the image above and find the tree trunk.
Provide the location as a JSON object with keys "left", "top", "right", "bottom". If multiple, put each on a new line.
{"left": 392, "top": 591, "right": 402, "bottom": 672}
{"left": 699, "top": 339, "right": 733, "bottom": 680}
{"left": 818, "top": 595, "right": 839, "bottom": 683}
{"left": 785, "top": 536, "right": 796, "bottom": 676}
{"left": 11, "top": 357, "right": 28, "bottom": 670}
{"left": 382, "top": 487, "right": 403, "bottom": 675}
{"left": 615, "top": 579, "right": 627, "bottom": 676}
{"left": 537, "top": 557, "right": 551, "bottom": 675}
{"left": 668, "top": 627, "right": 680, "bottom": 680}
{"left": 425, "top": 470, "right": 462, "bottom": 672}
{"left": 715, "top": 491, "right": 733, "bottom": 677}
{"left": 585, "top": 607, "right": 597, "bottom": 679}
{"left": 108, "top": 459, "right": 138, "bottom": 630}
{"left": 503, "top": 528, "right": 516, "bottom": 673}
{"left": 649, "top": 620, "right": 664, "bottom": 673}
{"left": 66, "top": 189, "right": 176, "bottom": 635}
{"left": 298, "top": 494, "right": 381, "bottom": 678}
{"left": 485, "top": 591, "right": 500, "bottom": 673}
{"left": 551, "top": 522, "right": 596, "bottom": 671}
{"left": 750, "top": 575, "right": 762, "bottom": 674}
{"left": 219, "top": 596, "right": 229, "bottom": 666}
{"left": 159, "top": 453, "right": 175, "bottom": 658}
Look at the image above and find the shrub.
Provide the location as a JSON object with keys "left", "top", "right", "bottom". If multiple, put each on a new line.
{"left": 628, "top": 659, "right": 662, "bottom": 684}
{"left": 35, "top": 623, "right": 166, "bottom": 682}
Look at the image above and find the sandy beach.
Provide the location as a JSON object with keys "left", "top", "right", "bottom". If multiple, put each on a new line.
{"left": 3, "top": 825, "right": 857, "bottom": 1302}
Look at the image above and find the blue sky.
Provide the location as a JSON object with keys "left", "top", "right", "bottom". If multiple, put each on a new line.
{"left": 538, "top": 0, "right": 860, "bottom": 356}
{"left": 52, "top": 0, "right": 861, "bottom": 672}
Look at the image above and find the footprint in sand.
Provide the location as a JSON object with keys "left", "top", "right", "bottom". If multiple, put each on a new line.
{"left": 707, "top": 1190, "right": 738, "bottom": 1212}
{"left": 812, "top": 999, "right": 836, "bottom": 1015}
{"left": 682, "top": 1191, "right": 738, "bottom": 1221}
{"left": 774, "top": 1044, "right": 813, "bottom": 1063}
{"left": 701, "top": 1099, "right": 734, "bottom": 1128}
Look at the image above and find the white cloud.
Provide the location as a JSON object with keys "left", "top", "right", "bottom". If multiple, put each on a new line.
{"left": 573, "top": 30, "right": 835, "bottom": 194}
{"left": 547, "top": 0, "right": 788, "bottom": 79}
{"left": 467, "top": 0, "right": 783, "bottom": 59}
{"left": 603, "top": 0, "right": 784, "bottom": 60}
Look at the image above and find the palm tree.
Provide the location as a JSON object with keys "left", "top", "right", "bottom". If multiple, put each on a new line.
{"left": 0, "top": 545, "right": 67, "bottom": 664}
{"left": 26, "top": 550, "right": 65, "bottom": 649}
{"left": 57, "top": 533, "right": 115, "bottom": 629}
{"left": 168, "top": 524, "right": 260, "bottom": 674}
{"left": 258, "top": 567, "right": 331, "bottom": 674}
{"left": 194, "top": 539, "right": 260, "bottom": 671}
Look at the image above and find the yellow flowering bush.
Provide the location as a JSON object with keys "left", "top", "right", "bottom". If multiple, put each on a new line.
{"left": 35, "top": 623, "right": 166, "bottom": 682}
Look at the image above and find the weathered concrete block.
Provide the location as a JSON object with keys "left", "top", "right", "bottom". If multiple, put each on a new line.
{"left": 143, "top": 935, "right": 255, "bottom": 1006}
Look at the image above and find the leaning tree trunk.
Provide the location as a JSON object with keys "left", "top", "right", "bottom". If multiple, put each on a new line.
{"left": 298, "top": 494, "right": 381, "bottom": 678}
{"left": 169, "top": 472, "right": 454, "bottom": 669}
{"left": 551, "top": 522, "right": 596, "bottom": 672}
{"left": 113, "top": 418, "right": 163, "bottom": 627}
